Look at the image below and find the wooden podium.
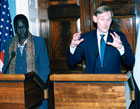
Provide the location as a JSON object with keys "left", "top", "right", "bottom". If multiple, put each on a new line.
{"left": 0, "top": 72, "right": 47, "bottom": 109}
{"left": 50, "top": 71, "right": 135, "bottom": 109}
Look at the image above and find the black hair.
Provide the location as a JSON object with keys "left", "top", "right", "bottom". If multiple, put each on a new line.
{"left": 14, "top": 14, "right": 29, "bottom": 29}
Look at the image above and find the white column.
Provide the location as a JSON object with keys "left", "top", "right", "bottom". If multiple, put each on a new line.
{"left": 15, "top": 0, "right": 39, "bottom": 36}
{"left": 133, "top": 22, "right": 140, "bottom": 90}
{"left": 16, "top": 0, "right": 29, "bottom": 18}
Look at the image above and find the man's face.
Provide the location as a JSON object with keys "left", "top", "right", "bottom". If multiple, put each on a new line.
{"left": 93, "top": 11, "right": 112, "bottom": 33}
{"left": 15, "top": 20, "right": 28, "bottom": 39}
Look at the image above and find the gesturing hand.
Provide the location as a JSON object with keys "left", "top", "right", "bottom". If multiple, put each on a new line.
{"left": 70, "top": 32, "right": 84, "bottom": 48}
{"left": 107, "top": 32, "right": 123, "bottom": 49}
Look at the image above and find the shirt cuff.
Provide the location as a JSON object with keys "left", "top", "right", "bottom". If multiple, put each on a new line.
{"left": 117, "top": 45, "right": 125, "bottom": 56}
{"left": 70, "top": 46, "right": 77, "bottom": 54}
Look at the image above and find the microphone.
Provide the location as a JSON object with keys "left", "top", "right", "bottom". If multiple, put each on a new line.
{"left": 93, "top": 52, "right": 99, "bottom": 72}
{"left": 4, "top": 51, "right": 16, "bottom": 74}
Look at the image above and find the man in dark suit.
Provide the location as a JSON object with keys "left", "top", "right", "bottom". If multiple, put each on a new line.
{"left": 67, "top": 5, "right": 137, "bottom": 108}
{"left": 2, "top": 14, "right": 50, "bottom": 109}
{"left": 67, "top": 5, "right": 135, "bottom": 74}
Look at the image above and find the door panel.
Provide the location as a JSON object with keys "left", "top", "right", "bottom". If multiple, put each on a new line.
{"left": 48, "top": 1, "right": 81, "bottom": 73}
{"left": 112, "top": 16, "right": 136, "bottom": 52}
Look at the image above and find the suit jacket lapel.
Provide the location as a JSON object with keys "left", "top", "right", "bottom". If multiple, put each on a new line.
{"left": 89, "top": 30, "right": 99, "bottom": 57}
{"left": 103, "top": 30, "right": 114, "bottom": 67}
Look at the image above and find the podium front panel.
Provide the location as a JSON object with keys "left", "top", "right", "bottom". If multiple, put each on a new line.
{"left": 53, "top": 82, "right": 127, "bottom": 109}
{"left": 0, "top": 81, "right": 25, "bottom": 109}
{"left": 0, "top": 73, "right": 46, "bottom": 109}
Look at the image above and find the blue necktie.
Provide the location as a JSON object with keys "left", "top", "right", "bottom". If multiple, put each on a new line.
{"left": 100, "top": 34, "right": 105, "bottom": 67}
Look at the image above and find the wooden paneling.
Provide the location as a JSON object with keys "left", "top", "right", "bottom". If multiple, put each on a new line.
{"left": 48, "top": 5, "right": 80, "bottom": 19}
{"left": 50, "top": 20, "right": 77, "bottom": 58}
{"left": 24, "top": 79, "right": 44, "bottom": 107}
{"left": 79, "top": 0, "right": 91, "bottom": 33}
{"left": 49, "top": 19, "right": 82, "bottom": 72}
{"left": 0, "top": 82, "right": 24, "bottom": 105}
{"left": 38, "top": 0, "right": 50, "bottom": 55}
{"left": 0, "top": 73, "right": 45, "bottom": 108}
{"left": 112, "top": 16, "right": 136, "bottom": 52}
{"left": 50, "top": 72, "right": 134, "bottom": 108}
{"left": 109, "top": 4, "right": 135, "bottom": 16}
{"left": 47, "top": 1, "right": 81, "bottom": 73}
{"left": 100, "top": 0, "right": 134, "bottom": 3}
{"left": 40, "top": 19, "right": 50, "bottom": 53}
{"left": 50, "top": 74, "right": 128, "bottom": 81}
{"left": 48, "top": 0, "right": 77, "bottom": 5}
{"left": 38, "top": 0, "right": 48, "bottom": 19}
{"left": 53, "top": 82, "right": 126, "bottom": 109}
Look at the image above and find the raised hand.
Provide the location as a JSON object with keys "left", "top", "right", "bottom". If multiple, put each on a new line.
{"left": 70, "top": 32, "right": 84, "bottom": 48}
{"left": 107, "top": 32, "right": 123, "bottom": 49}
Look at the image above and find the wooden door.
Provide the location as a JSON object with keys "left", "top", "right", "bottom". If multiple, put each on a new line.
{"left": 39, "top": 0, "right": 83, "bottom": 74}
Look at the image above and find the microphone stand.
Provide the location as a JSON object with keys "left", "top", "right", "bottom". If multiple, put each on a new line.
{"left": 4, "top": 51, "right": 16, "bottom": 74}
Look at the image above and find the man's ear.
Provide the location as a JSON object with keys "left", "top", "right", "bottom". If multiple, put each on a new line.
{"left": 93, "top": 15, "right": 97, "bottom": 23}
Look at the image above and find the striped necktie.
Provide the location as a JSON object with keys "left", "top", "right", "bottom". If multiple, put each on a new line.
{"left": 100, "top": 34, "right": 105, "bottom": 67}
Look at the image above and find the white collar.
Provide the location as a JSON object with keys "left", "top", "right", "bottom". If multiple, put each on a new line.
{"left": 97, "top": 29, "right": 108, "bottom": 42}
{"left": 18, "top": 39, "right": 28, "bottom": 47}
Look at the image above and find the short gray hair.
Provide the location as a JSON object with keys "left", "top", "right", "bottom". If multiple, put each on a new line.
{"left": 94, "top": 5, "right": 114, "bottom": 18}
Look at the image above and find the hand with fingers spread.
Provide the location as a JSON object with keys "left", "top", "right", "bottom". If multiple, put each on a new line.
{"left": 70, "top": 32, "right": 84, "bottom": 48}
{"left": 107, "top": 32, "right": 123, "bottom": 49}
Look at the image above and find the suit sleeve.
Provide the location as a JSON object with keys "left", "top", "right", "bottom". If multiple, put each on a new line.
{"left": 120, "top": 33, "right": 135, "bottom": 70}
{"left": 67, "top": 41, "right": 84, "bottom": 67}
{"left": 36, "top": 38, "right": 50, "bottom": 83}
